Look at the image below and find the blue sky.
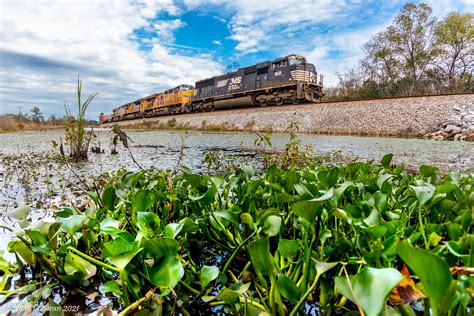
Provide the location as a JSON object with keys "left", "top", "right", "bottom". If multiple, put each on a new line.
{"left": 0, "top": 0, "right": 472, "bottom": 119}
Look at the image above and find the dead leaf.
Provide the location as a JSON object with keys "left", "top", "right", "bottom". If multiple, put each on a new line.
{"left": 389, "top": 264, "right": 427, "bottom": 305}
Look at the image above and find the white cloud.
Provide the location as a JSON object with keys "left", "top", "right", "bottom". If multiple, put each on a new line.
{"left": 212, "top": 40, "right": 222, "bottom": 46}
{"left": 137, "top": 0, "right": 181, "bottom": 18}
{"left": 184, "top": 0, "right": 357, "bottom": 53}
{"left": 425, "top": 0, "right": 474, "bottom": 17}
{"left": 304, "top": 23, "right": 391, "bottom": 86}
{"left": 154, "top": 19, "right": 186, "bottom": 41}
{"left": 0, "top": 0, "right": 222, "bottom": 118}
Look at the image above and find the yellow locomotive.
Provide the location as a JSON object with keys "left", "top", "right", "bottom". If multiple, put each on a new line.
{"left": 103, "top": 84, "right": 194, "bottom": 122}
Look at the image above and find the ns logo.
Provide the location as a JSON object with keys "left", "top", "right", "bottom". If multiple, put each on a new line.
{"left": 228, "top": 76, "right": 242, "bottom": 91}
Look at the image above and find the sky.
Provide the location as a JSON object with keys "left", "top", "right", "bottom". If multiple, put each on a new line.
{"left": 0, "top": 0, "right": 472, "bottom": 119}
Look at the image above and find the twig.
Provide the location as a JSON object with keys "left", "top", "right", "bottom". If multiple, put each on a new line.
{"left": 118, "top": 287, "right": 157, "bottom": 316}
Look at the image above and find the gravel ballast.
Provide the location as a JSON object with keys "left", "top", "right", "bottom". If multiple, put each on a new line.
{"left": 110, "top": 94, "right": 474, "bottom": 139}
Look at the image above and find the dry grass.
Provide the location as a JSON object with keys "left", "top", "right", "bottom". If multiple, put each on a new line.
{"left": 0, "top": 114, "right": 66, "bottom": 133}
{"left": 0, "top": 115, "right": 17, "bottom": 131}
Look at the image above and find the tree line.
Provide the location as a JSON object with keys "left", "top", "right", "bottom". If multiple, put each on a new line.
{"left": 0, "top": 106, "right": 97, "bottom": 132}
{"left": 325, "top": 3, "right": 473, "bottom": 100}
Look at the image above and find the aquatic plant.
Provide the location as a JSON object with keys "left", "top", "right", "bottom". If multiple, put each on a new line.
{"left": 63, "top": 76, "right": 97, "bottom": 161}
{"left": 1, "top": 155, "right": 473, "bottom": 315}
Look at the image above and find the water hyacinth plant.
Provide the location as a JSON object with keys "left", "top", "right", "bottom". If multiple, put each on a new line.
{"left": 1, "top": 154, "right": 473, "bottom": 315}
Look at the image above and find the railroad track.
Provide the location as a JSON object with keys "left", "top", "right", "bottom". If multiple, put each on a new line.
{"left": 317, "top": 92, "right": 474, "bottom": 104}
{"left": 103, "top": 92, "right": 473, "bottom": 126}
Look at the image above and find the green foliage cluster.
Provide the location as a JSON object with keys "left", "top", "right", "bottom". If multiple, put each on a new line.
{"left": 1, "top": 154, "right": 473, "bottom": 315}
{"left": 326, "top": 3, "right": 473, "bottom": 100}
{"left": 204, "top": 123, "right": 346, "bottom": 176}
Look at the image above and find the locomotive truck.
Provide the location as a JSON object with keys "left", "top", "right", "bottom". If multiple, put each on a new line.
{"left": 100, "top": 54, "right": 323, "bottom": 124}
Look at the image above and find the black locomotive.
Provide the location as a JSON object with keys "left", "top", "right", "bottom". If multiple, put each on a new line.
{"left": 191, "top": 54, "right": 323, "bottom": 111}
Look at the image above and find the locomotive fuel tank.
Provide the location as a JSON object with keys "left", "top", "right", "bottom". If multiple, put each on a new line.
{"left": 214, "top": 96, "right": 254, "bottom": 109}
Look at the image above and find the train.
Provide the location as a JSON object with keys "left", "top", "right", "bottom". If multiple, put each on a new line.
{"left": 99, "top": 54, "right": 323, "bottom": 124}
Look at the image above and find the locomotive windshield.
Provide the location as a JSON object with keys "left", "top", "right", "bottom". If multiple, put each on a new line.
{"left": 306, "top": 64, "right": 316, "bottom": 72}
{"left": 288, "top": 55, "right": 305, "bottom": 66}
{"left": 180, "top": 85, "right": 192, "bottom": 91}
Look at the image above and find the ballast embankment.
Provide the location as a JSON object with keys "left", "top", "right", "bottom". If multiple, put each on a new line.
{"left": 107, "top": 94, "right": 474, "bottom": 140}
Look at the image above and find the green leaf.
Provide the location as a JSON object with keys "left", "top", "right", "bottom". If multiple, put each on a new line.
{"left": 240, "top": 213, "right": 254, "bottom": 226}
{"left": 410, "top": 184, "right": 435, "bottom": 205}
{"left": 336, "top": 268, "right": 402, "bottom": 316}
{"left": 316, "top": 261, "right": 338, "bottom": 276}
{"left": 164, "top": 223, "right": 183, "bottom": 238}
{"left": 335, "top": 276, "right": 355, "bottom": 303}
{"left": 102, "top": 235, "right": 139, "bottom": 259}
{"left": 7, "top": 205, "right": 30, "bottom": 220}
{"left": 381, "top": 153, "right": 393, "bottom": 168}
{"left": 377, "top": 174, "right": 394, "bottom": 192}
{"left": 217, "top": 288, "right": 240, "bottom": 305}
{"left": 397, "top": 240, "right": 452, "bottom": 315}
{"left": 278, "top": 239, "right": 300, "bottom": 260}
{"left": 149, "top": 256, "right": 184, "bottom": 289}
{"left": 363, "top": 226, "right": 387, "bottom": 240}
{"left": 107, "top": 247, "right": 142, "bottom": 270}
{"left": 47, "top": 299, "right": 64, "bottom": 316}
{"left": 101, "top": 185, "right": 116, "bottom": 210}
{"left": 247, "top": 238, "right": 274, "bottom": 276}
{"left": 419, "top": 165, "right": 438, "bottom": 178}
{"left": 64, "top": 252, "right": 97, "bottom": 280}
{"left": 317, "top": 168, "right": 339, "bottom": 189}
{"left": 294, "top": 183, "right": 313, "bottom": 198}
{"left": 188, "top": 184, "right": 217, "bottom": 205}
{"left": 178, "top": 217, "right": 200, "bottom": 234}
{"left": 263, "top": 215, "right": 281, "bottom": 236}
{"left": 61, "top": 215, "right": 87, "bottom": 235}
{"left": 8, "top": 240, "right": 34, "bottom": 265}
{"left": 99, "top": 216, "right": 122, "bottom": 235}
{"left": 241, "top": 165, "right": 255, "bottom": 179}
{"left": 131, "top": 189, "right": 155, "bottom": 213}
{"left": 309, "top": 188, "right": 334, "bottom": 202}
{"left": 352, "top": 268, "right": 402, "bottom": 316}
{"left": 137, "top": 212, "right": 162, "bottom": 238}
{"left": 200, "top": 265, "right": 219, "bottom": 289}
{"left": 143, "top": 238, "right": 179, "bottom": 259}
{"left": 292, "top": 201, "right": 321, "bottom": 223}
{"left": 277, "top": 274, "right": 299, "bottom": 303}
{"left": 101, "top": 280, "right": 123, "bottom": 295}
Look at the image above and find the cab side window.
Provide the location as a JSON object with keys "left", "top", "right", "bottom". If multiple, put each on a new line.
{"left": 272, "top": 60, "right": 287, "bottom": 69}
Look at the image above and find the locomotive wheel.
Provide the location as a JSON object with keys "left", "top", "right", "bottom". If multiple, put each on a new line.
{"left": 292, "top": 98, "right": 300, "bottom": 105}
{"left": 259, "top": 99, "right": 268, "bottom": 107}
{"left": 275, "top": 98, "right": 284, "bottom": 106}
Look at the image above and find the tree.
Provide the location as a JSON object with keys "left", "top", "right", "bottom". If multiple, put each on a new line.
{"left": 30, "top": 106, "right": 44, "bottom": 124}
{"left": 225, "top": 62, "right": 241, "bottom": 73}
{"left": 362, "top": 31, "right": 400, "bottom": 95}
{"left": 433, "top": 12, "right": 474, "bottom": 91}
{"left": 386, "top": 3, "right": 437, "bottom": 93}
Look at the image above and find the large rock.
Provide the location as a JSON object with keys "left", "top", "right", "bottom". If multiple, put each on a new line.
{"left": 441, "top": 120, "right": 462, "bottom": 128}
{"left": 425, "top": 102, "right": 474, "bottom": 141}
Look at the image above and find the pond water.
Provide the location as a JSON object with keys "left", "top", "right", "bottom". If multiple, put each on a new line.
{"left": 0, "top": 129, "right": 472, "bottom": 313}
{"left": 0, "top": 129, "right": 472, "bottom": 174}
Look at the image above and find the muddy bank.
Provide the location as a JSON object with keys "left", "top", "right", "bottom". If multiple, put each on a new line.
{"left": 106, "top": 94, "right": 474, "bottom": 138}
